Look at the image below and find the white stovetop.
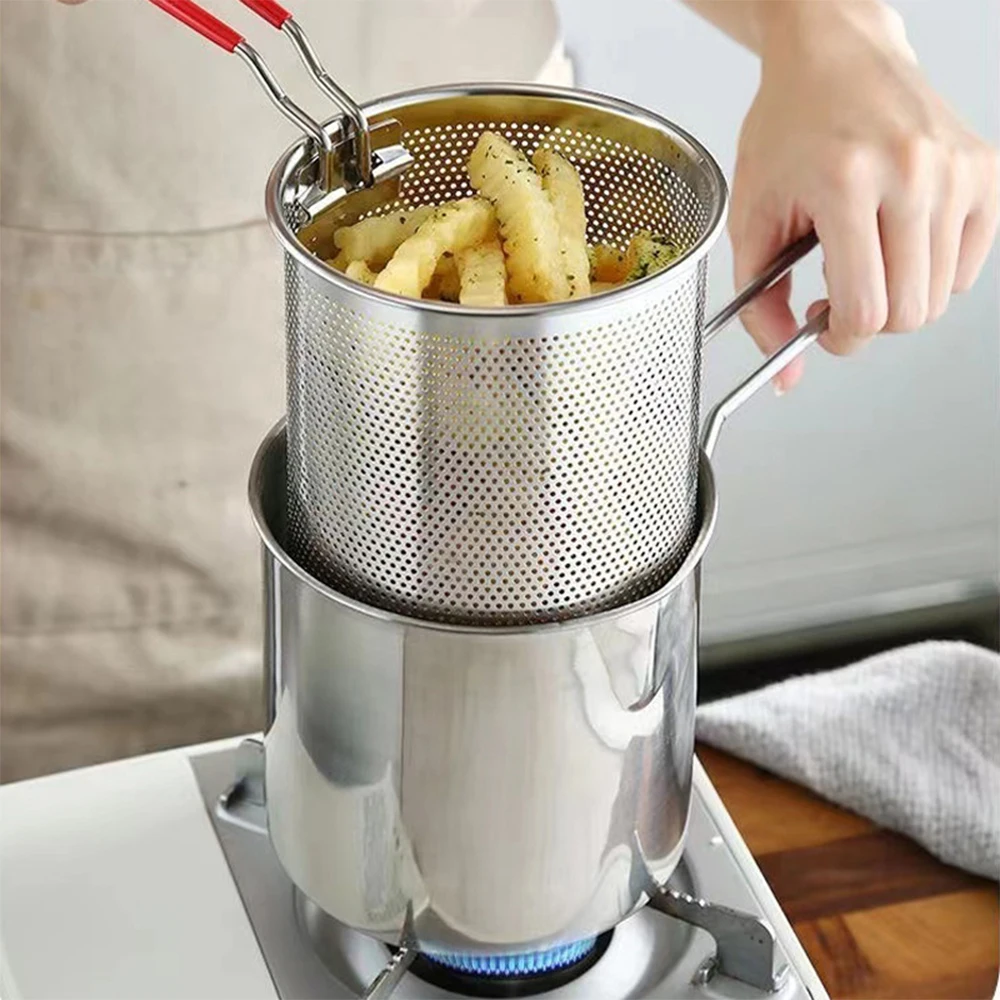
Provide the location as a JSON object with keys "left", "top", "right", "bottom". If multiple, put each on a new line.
{"left": 0, "top": 737, "right": 826, "bottom": 1000}
{"left": 1, "top": 738, "right": 274, "bottom": 1000}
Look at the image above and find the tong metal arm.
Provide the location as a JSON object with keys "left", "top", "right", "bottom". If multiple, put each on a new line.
{"left": 147, "top": 0, "right": 388, "bottom": 191}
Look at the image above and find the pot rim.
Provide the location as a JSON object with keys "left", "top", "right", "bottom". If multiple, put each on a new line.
{"left": 249, "top": 419, "right": 719, "bottom": 637}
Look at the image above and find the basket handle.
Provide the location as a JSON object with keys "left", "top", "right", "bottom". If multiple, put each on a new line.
{"left": 236, "top": 0, "right": 374, "bottom": 187}
{"left": 146, "top": 0, "right": 337, "bottom": 190}
{"left": 700, "top": 232, "right": 829, "bottom": 458}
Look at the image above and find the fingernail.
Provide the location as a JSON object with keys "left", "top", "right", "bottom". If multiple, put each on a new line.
{"left": 774, "top": 383, "right": 786, "bottom": 397}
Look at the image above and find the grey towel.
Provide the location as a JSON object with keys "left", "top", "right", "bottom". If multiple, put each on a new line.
{"left": 695, "top": 640, "right": 1000, "bottom": 879}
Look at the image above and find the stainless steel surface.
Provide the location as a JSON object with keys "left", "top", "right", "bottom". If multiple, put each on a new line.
{"left": 280, "top": 17, "right": 374, "bottom": 187}
{"left": 290, "top": 124, "right": 415, "bottom": 225}
{"left": 234, "top": 40, "right": 337, "bottom": 192}
{"left": 702, "top": 231, "right": 818, "bottom": 343}
{"left": 269, "top": 85, "right": 823, "bottom": 626}
{"left": 190, "top": 745, "right": 823, "bottom": 999}
{"left": 362, "top": 946, "right": 416, "bottom": 1000}
{"left": 216, "top": 736, "right": 268, "bottom": 835}
{"left": 154, "top": 0, "right": 404, "bottom": 196}
{"left": 218, "top": 742, "right": 782, "bottom": 994}
{"left": 650, "top": 887, "right": 786, "bottom": 992}
{"left": 270, "top": 84, "right": 727, "bottom": 626}
{"left": 250, "top": 423, "right": 717, "bottom": 954}
{"left": 702, "top": 306, "right": 830, "bottom": 460}
{"left": 300, "top": 885, "right": 419, "bottom": 999}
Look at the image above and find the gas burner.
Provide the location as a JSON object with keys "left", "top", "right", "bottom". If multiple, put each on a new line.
{"left": 411, "top": 934, "right": 611, "bottom": 997}
{"left": 0, "top": 741, "right": 828, "bottom": 1000}
{"left": 189, "top": 743, "right": 826, "bottom": 1000}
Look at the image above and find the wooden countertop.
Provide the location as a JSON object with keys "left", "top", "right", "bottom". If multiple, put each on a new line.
{"left": 698, "top": 745, "right": 999, "bottom": 999}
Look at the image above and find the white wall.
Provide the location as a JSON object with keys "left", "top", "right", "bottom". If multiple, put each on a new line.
{"left": 556, "top": 0, "right": 1000, "bottom": 643}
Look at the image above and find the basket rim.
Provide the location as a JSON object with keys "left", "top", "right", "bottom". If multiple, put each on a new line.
{"left": 249, "top": 419, "right": 719, "bottom": 637}
{"left": 265, "top": 82, "right": 729, "bottom": 318}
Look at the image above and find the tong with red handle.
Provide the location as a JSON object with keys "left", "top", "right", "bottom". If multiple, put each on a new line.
{"left": 147, "top": 0, "right": 373, "bottom": 188}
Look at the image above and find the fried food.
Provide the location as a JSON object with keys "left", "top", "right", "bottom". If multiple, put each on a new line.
{"left": 532, "top": 147, "right": 591, "bottom": 298}
{"left": 324, "top": 131, "right": 686, "bottom": 303}
{"left": 456, "top": 239, "right": 507, "bottom": 307}
{"left": 345, "top": 260, "right": 379, "bottom": 286}
{"left": 468, "top": 131, "right": 570, "bottom": 303}
{"left": 588, "top": 243, "right": 629, "bottom": 284}
{"left": 424, "top": 254, "right": 461, "bottom": 302}
{"left": 333, "top": 206, "right": 434, "bottom": 267}
{"left": 623, "top": 231, "right": 684, "bottom": 281}
{"left": 374, "top": 198, "right": 496, "bottom": 299}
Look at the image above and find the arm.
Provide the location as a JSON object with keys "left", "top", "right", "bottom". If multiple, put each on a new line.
{"left": 683, "top": 0, "right": 999, "bottom": 389}
{"left": 680, "top": 0, "right": 911, "bottom": 57}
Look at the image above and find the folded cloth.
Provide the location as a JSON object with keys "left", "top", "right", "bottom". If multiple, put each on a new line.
{"left": 695, "top": 641, "right": 1000, "bottom": 879}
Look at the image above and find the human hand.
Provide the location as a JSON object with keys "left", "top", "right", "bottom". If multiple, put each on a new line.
{"left": 730, "top": 1, "right": 999, "bottom": 391}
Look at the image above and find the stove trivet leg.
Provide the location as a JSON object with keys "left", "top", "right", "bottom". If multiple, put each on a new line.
{"left": 216, "top": 737, "right": 268, "bottom": 835}
{"left": 649, "top": 886, "right": 788, "bottom": 992}
{"left": 362, "top": 947, "right": 416, "bottom": 1000}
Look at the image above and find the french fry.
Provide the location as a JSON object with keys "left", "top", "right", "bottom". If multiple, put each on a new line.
{"left": 375, "top": 198, "right": 495, "bottom": 299}
{"left": 345, "top": 260, "right": 379, "bottom": 286}
{"left": 333, "top": 206, "right": 434, "bottom": 266}
{"left": 532, "top": 148, "right": 591, "bottom": 298}
{"left": 326, "top": 251, "right": 349, "bottom": 271}
{"left": 324, "top": 129, "right": 685, "bottom": 305}
{"left": 468, "top": 132, "right": 570, "bottom": 304}
{"left": 457, "top": 240, "right": 507, "bottom": 307}
{"left": 623, "top": 231, "right": 683, "bottom": 281}
{"left": 588, "top": 243, "right": 629, "bottom": 284}
{"left": 424, "top": 254, "right": 461, "bottom": 302}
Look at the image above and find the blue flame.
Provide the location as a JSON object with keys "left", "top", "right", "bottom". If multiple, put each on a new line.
{"left": 426, "top": 937, "right": 598, "bottom": 977}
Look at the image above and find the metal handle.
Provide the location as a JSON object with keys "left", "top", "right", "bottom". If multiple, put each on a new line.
{"left": 237, "top": 0, "right": 374, "bottom": 187}
{"left": 700, "top": 231, "right": 829, "bottom": 458}
{"left": 146, "top": 0, "right": 375, "bottom": 191}
{"left": 703, "top": 231, "right": 819, "bottom": 344}
{"left": 232, "top": 42, "right": 336, "bottom": 191}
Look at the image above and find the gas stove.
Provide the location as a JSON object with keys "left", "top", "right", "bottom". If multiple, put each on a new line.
{"left": 0, "top": 738, "right": 828, "bottom": 1000}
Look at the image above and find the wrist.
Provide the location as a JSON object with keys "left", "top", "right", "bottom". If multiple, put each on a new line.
{"left": 756, "top": 1, "right": 911, "bottom": 64}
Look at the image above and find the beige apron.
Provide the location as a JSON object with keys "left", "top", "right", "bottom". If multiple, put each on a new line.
{"left": 0, "top": 0, "right": 573, "bottom": 782}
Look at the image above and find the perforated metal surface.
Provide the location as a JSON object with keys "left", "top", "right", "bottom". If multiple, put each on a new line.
{"left": 275, "top": 89, "right": 725, "bottom": 625}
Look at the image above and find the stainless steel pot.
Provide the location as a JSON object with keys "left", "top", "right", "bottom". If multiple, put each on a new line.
{"left": 250, "top": 422, "right": 713, "bottom": 955}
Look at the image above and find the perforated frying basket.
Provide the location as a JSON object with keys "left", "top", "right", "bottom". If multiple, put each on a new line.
{"left": 266, "top": 84, "right": 786, "bottom": 626}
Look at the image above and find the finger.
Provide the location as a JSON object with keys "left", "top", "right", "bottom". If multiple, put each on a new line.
{"left": 738, "top": 274, "right": 806, "bottom": 392}
{"left": 927, "top": 186, "right": 966, "bottom": 323}
{"left": 768, "top": 298, "right": 830, "bottom": 396}
{"left": 813, "top": 200, "right": 888, "bottom": 355}
{"left": 954, "top": 149, "right": 1000, "bottom": 292}
{"left": 807, "top": 299, "right": 830, "bottom": 324}
{"left": 878, "top": 202, "right": 931, "bottom": 332}
{"left": 732, "top": 220, "right": 808, "bottom": 392}
{"left": 954, "top": 208, "right": 999, "bottom": 293}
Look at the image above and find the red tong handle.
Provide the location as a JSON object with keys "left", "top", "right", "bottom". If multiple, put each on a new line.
{"left": 146, "top": 0, "right": 243, "bottom": 52}
{"left": 237, "top": 0, "right": 293, "bottom": 29}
